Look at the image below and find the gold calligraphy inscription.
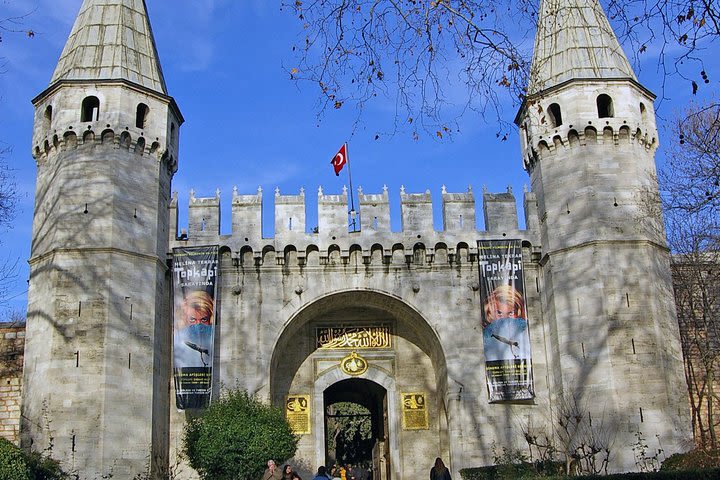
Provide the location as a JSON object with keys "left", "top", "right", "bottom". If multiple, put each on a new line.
{"left": 316, "top": 325, "right": 392, "bottom": 349}
{"left": 401, "top": 392, "right": 429, "bottom": 430}
{"left": 286, "top": 395, "right": 311, "bottom": 435}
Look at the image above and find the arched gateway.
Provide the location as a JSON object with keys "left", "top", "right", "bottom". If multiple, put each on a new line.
{"left": 270, "top": 290, "right": 450, "bottom": 480}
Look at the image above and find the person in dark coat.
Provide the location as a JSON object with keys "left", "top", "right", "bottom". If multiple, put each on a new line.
{"left": 313, "top": 466, "right": 331, "bottom": 480}
{"left": 430, "top": 457, "right": 451, "bottom": 480}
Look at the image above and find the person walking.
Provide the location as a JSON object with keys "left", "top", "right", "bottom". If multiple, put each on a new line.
{"left": 430, "top": 457, "right": 451, "bottom": 480}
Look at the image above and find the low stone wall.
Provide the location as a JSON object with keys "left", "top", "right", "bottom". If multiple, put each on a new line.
{"left": 0, "top": 324, "right": 25, "bottom": 444}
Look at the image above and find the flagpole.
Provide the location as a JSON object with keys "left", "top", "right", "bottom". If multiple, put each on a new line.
{"left": 345, "top": 142, "right": 358, "bottom": 232}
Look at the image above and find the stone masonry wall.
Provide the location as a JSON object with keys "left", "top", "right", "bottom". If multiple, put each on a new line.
{"left": 672, "top": 256, "right": 720, "bottom": 448}
{"left": 0, "top": 324, "right": 25, "bottom": 444}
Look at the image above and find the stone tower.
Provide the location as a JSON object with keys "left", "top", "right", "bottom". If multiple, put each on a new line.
{"left": 516, "top": 0, "right": 691, "bottom": 468}
{"left": 22, "top": 0, "right": 182, "bottom": 477}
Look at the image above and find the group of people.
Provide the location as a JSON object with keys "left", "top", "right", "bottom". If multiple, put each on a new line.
{"left": 265, "top": 457, "right": 451, "bottom": 480}
{"left": 262, "top": 460, "right": 302, "bottom": 480}
{"left": 264, "top": 459, "right": 366, "bottom": 480}
{"left": 311, "top": 463, "right": 365, "bottom": 480}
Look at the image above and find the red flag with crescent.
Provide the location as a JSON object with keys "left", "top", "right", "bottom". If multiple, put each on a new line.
{"left": 331, "top": 143, "right": 347, "bottom": 176}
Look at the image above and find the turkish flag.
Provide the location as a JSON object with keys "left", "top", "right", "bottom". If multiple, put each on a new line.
{"left": 331, "top": 143, "right": 347, "bottom": 176}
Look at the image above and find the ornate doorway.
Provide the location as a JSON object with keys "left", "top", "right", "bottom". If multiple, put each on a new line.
{"left": 324, "top": 378, "right": 388, "bottom": 480}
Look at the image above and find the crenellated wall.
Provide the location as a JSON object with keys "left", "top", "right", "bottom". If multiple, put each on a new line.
{"left": 169, "top": 185, "right": 541, "bottom": 257}
{"left": 167, "top": 185, "right": 546, "bottom": 480}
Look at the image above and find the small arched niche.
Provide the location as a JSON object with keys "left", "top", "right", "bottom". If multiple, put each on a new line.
{"left": 119, "top": 131, "right": 131, "bottom": 148}
{"left": 135, "top": 136, "right": 146, "bottom": 154}
{"left": 81, "top": 96, "right": 100, "bottom": 122}
{"left": 597, "top": 94, "right": 614, "bottom": 118}
{"left": 547, "top": 103, "right": 562, "bottom": 127}
{"left": 43, "top": 105, "right": 53, "bottom": 129}
{"left": 135, "top": 103, "right": 150, "bottom": 129}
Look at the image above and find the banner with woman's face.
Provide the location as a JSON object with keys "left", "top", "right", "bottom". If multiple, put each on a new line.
{"left": 171, "top": 245, "right": 219, "bottom": 409}
{"left": 477, "top": 240, "right": 534, "bottom": 402}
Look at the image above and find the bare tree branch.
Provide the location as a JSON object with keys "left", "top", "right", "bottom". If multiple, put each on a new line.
{"left": 283, "top": 0, "right": 533, "bottom": 138}
{"left": 283, "top": 0, "right": 720, "bottom": 136}
{"left": 663, "top": 100, "right": 720, "bottom": 449}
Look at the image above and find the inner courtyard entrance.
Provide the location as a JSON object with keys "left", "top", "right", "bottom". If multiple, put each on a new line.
{"left": 324, "top": 379, "right": 389, "bottom": 480}
{"left": 270, "top": 290, "right": 451, "bottom": 480}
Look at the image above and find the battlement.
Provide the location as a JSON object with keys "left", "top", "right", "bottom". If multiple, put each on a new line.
{"left": 522, "top": 122, "right": 657, "bottom": 172}
{"left": 516, "top": 78, "right": 659, "bottom": 172}
{"left": 169, "top": 185, "right": 541, "bottom": 257}
{"left": 31, "top": 125, "right": 175, "bottom": 172}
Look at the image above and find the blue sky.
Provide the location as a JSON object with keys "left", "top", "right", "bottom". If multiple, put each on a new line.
{"left": 0, "top": 0, "right": 715, "bottom": 317}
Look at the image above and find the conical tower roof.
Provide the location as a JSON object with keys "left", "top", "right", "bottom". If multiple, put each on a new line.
{"left": 527, "top": 0, "right": 635, "bottom": 96}
{"left": 50, "top": 0, "right": 167, "bottom": 94}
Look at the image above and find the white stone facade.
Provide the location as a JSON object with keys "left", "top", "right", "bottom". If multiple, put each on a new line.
{"left": 20, "top": 0, "right": 692, "bottom": 479}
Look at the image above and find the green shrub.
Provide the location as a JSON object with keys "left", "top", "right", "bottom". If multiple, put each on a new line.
{"left": 25, "top": 450, "right": 67, "bottom": 480}
{"left": 581, "top": 470, "right": 720, "bottom": 479}
{"left": 0, "top": 438, "right": 32, "bottom": 480}
{"left": 460, "top": 466, "right": 720, "bottom": 480}
{"left": 0, "top": 438, "right": 67, "bottom": 480}
{"left": 660, "top": 449, "right": 720, "bottom": 471}
{"left": 460, "top": 461, "right": 564, "bottom": 480}
{"left": 183, "top": 388, "right": 298, "bottom": 480}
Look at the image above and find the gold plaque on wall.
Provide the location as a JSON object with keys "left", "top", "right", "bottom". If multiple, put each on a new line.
{"left": 340, "top": 351, "right": 368, "bottom": 376}
{"left": 401, "top": 392, "right": 429, "bottom": 430}
{"left": 286, "top": 395, "right": 311, "bottom": 435}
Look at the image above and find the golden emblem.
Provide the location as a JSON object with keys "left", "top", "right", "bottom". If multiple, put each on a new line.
{"left": 286, "top": 395, "right": 308, "bottom": 413}
{"left": 401, "top": 392, "right": 429, "bottom": 430}
{"left": 285, "top": 395, "right": 311, "bottom": 434}
{"left": 340, "top": 351, "right": 368, "bottom": 376}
